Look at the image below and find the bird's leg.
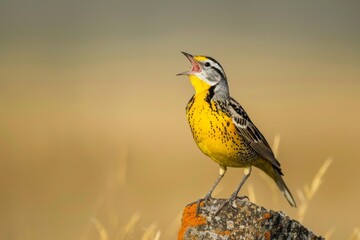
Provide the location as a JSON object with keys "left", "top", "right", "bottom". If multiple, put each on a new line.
{"left": 195, "top": 165, "right": 227, "bottom": 216}
{"left": 215, "top": 166, "right": 252, "bottom": 215}
{"left": 204, "top": 165, "right": 227, "bottom": 201}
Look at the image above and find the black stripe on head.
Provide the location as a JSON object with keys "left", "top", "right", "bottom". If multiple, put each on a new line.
{"left": 206, "top": 56, "right": 224, "bottom": 70}
{"left": 206, "top": 56, "right": 226, "bottom": 80}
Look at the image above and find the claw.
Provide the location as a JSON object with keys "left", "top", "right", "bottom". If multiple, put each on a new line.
{"left": 215, "top": 195, "right": 248, "bottom": 215}
{"left": 195, "top": 194, "right": 213, "bottom": 216}
{"left": 235, "top": 195, "right": 249, "bottom": 201}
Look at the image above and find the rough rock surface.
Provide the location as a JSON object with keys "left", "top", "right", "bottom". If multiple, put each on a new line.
{"left": 178, "top": 198, "right": 324, "bottom": 240}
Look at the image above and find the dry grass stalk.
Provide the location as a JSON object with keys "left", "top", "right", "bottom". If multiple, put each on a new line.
{"left": 247, "top": 183, "right": 257, "bottom": 204}
{"left": 272, "top": 134, "right": 281, "bottom": 158}
{"left": 116, "top": 212, "right": 141, "bottom": 240}
{"left": 348, "top": 228, "right": 360, "bottom": 240}
{"left": 296, "top": 158, "right": 333, "bottom": 223}
{"left": 91, "top": 217, "right": 108, "bottom": 240}
{"left": 88, "top": 136, "right": 344, "bottom": 239}
{"left": 323, "top": 227, "right": 335, "bottom": 239}
{"left": 141, "top": 223, "right": 161, "bottom": 240}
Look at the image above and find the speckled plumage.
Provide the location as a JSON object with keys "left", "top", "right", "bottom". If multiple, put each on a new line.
{"left": 186, "top": 89, "right": 258, "bottom": 167}
{"left": 179, "top": 52, "right": 296, "bottom": 209}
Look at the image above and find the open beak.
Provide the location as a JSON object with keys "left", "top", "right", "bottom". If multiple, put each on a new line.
{"left": 177, "top": 51, "right": 201, "bottom": 76}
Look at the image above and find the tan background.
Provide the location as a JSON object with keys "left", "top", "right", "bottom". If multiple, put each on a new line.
{"left": 1, "top": 0, "right": 359, "bottom": 239}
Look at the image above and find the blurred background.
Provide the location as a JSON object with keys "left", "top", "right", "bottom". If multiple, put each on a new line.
{"left": 1, "top": 0, "right": 359, "bottom": 239}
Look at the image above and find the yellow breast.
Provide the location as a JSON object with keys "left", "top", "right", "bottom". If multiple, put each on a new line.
{"left": 186, "top": 90, "right": 253, "bottom": 167}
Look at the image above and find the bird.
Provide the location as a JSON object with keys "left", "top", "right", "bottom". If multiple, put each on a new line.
{"left": 177, "top": 52, "right": 296, "bottom": 213}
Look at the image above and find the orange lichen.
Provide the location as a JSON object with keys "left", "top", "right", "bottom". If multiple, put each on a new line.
{"left": 214, "top": 229, "right": 231, "bottom": 236}
{"left": 263, "top": 212, "right": 271, "bottom": 220}
{"left": 264, "top": 231, "right": 271, "bottom": 240}
{"left": 178, "top": 202, "right": 207, "bottom": 240}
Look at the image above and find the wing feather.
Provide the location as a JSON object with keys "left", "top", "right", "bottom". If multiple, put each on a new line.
{"left": 227, "top": 98, "right": 281, "bottom": 170}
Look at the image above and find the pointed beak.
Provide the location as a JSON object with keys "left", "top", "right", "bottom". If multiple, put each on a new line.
{"left": 181, "top": 51, "right": 193, "bottom": 59}
{"left": 177, "top": 51, "right": 201, "bottom": 76}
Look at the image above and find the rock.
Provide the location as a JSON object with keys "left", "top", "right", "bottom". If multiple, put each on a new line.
{"left": 178, "top": 198, "right": 324, "bottom": 240}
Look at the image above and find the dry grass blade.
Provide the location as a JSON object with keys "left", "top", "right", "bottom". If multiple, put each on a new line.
{"left": 323, "top": 227, "right": 335, "bottom": 239}
{"left": 247, "top": 183, "right": 256, "bottom": 204}
{"left": 349, "top": 228, "right": 360, "bottom": 240}
{"left": 116, "top": 212, "right": 141, "bottom": 240}
{"left": 91, "top": 217, "right": 108, "bottom": 240}
{"left": 141, "top": 223, "right": 161, "bottom": 240}
{"left": 272, "top": 134, "right": 281, "bottom": 158}
{"left": 154, "top": 231, "right": 161, "bottom": 240}
{"left": 308, "top": 158, "right": 332, "bottom": 199}
{"left": 296, "top": 158, "right": 333, "bottom": 223}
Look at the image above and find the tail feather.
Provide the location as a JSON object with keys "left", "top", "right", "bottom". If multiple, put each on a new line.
{"left": 257, "top": 162, "right": 297, "bottom": 207}
{"left": 273, "top": 169, "right": 297, "bottom": 207}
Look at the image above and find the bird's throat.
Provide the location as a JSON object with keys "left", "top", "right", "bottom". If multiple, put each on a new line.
{"left": 189, "top": 75, "right": 212, "bottom": 94}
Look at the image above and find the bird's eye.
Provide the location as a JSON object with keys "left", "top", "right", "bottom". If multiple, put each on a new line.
{"left": 204, "top": 62, "right": 211, "bottom": 67}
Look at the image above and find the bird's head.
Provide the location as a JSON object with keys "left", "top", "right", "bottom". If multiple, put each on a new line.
{"left": 177, "top": 52, "right": 227, "bottom": 94}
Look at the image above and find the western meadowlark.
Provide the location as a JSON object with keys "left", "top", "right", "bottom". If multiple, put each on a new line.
{"left": 178, "top": 52, "right": 296, "bottom": 213}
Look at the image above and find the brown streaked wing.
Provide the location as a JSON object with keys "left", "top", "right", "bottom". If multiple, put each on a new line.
{"left": 227, "top": 97, "right": 281, "bottom": 170}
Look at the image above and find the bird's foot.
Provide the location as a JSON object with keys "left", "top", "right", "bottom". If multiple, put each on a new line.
{"left": 215, "top": 195, "right": 248, "bottom": 216}
{"left": 186, "top": 194, "right": 213, "bottom": 216}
